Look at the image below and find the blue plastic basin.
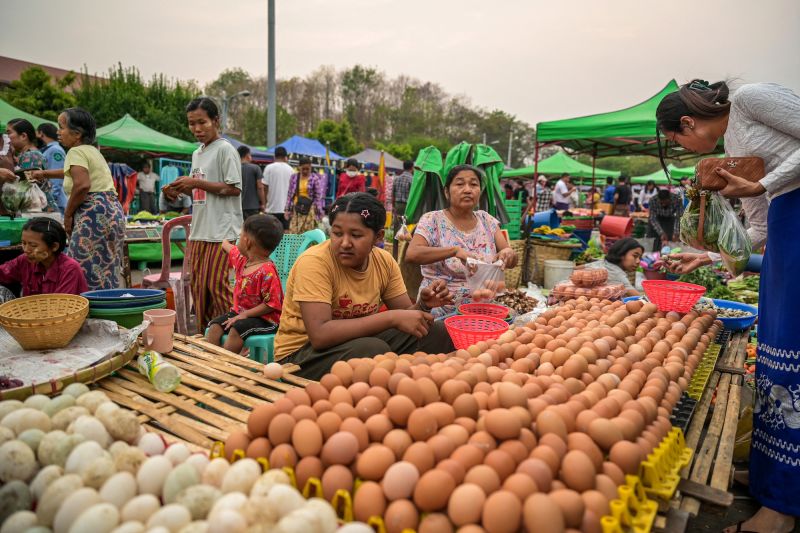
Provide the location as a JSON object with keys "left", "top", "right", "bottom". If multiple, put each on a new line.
{"left": 82, "top": 289, "right": 165, "bottom": 301}
{"left": 710, "top": 299, "right": 758, "bottom": 331}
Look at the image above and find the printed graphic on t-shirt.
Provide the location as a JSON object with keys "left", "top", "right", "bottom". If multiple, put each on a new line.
{"left": 191, "top": 167, "right": 207, "bottom": 205}
{"left": 333, "top": 293, "right": 379, "bottom": 319}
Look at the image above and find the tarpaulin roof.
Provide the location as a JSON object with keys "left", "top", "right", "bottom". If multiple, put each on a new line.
{"left": 630, "top": 164, "right": 695, "bottom": 185}
{"left": 222, "top": 135, "right": 273, "bottom": 162}
{"left": 502, "top": 151, "right": 621, "bottom": 179}
{"left": 405, "top": 146, "right": 445, "bottom": 224}
{"left": 0, "top": 98, "right": 55, "bottom": 130}
{"left": 266, "top": 135, "right": 344, "bottom": 160}
{"left": 349, "top": 148, "right": 404, "bottom": 170}
{"left": 536, "top": 80, "right": 687, "bottom": 157}
{"left": 96, "top": 114, "right": 197, "bottom": 155}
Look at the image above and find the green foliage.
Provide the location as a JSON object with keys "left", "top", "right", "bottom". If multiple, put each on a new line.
{"left": 375, "top": 141, "right": 413, "bottom": 161}
{"left": 0, "top": 67, "right": 76, "bottom": 120}
{"left": 74, "top": 64, "right": 200, "bottom": 141}
{"left": 240, "top": 105, "right": 296, "bottom": 147}
{"left": 309, "top": 119, "right": 362, "bottom": 156}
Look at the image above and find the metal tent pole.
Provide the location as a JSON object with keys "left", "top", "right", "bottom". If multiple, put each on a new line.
{"left": 267, "top": 0, "right": 277, "bottom": 147}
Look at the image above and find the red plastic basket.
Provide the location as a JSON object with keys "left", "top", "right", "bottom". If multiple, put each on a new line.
{"left": 641, "top": 280, "right": 707, "bottom": 313}
{"left": 445, "top": 315, "right": 510, "bottom": 350}
{"left": 457, "top": 303, "right": 510, "bottom": 318}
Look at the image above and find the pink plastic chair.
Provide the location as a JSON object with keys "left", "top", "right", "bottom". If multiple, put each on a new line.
{"left": 142, "top": 215, "right": 193, "bottom": 334}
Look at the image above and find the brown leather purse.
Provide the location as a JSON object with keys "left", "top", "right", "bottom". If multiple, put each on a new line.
{"left": 696, "top": 156, "right": 765, "bottom": 191}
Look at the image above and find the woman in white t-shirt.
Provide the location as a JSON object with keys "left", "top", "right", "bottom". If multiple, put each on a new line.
{"left": 165, "top": 98, "right": 243, "bottom": 331}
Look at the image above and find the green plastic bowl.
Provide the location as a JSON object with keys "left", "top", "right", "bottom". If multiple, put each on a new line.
{"left": 89, "top": 300, "right": 167, "bottom": 328}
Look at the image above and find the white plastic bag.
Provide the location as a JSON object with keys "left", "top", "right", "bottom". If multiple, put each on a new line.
{"left": 466, "top": 258, "right": 506, "bottom": 302}
{"left": 25, "top": 183, "right": 47, "bottom": 212}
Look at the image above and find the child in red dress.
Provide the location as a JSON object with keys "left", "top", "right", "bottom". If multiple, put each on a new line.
{"left": 206, "top": 214, "right": 284, "bottom": 354}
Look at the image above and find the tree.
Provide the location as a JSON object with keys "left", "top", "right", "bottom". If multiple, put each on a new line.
{"left": 309, "top": 119, "right": 362, "bottom": 156}
{"left": 0, "top": 67, "right": 76, "bottom": 120}
{"left": 375, "top": 142, "right": 413, "bottom": 162}
{"left": 204, "top": 68, "right": 256, "bottom": 135}
{"left": 75, "top": 64, "right": 199, "bottom": 141}
{"left": 240, "top": 104, "right": 297, "bottom": 147}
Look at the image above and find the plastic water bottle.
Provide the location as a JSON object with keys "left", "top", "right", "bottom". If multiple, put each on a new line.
{"left": 137, "top": 350, "right": 181, "bottom": 393}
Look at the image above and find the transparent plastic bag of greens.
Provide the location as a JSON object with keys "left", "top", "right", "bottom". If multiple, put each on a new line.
{"left": 717, "top": 195, "right": 752, "bottom": 276}
{"left": 1, "top": 179, "right": 32, "bottom": 213}
{"left": 465, "top": 257, "right": 506, "bottom": 302}
{"left": 679, "top": 190, "right": 725, "bottom": 253}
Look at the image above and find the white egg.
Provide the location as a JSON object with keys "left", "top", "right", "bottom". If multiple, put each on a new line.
{"left": 145, "top": 504, "right": 191, "bottom": 532}
{"left": 53, "top": 487, "right": 102, "bottom": 533}
{"left": 164, "top": 443, "right": 191, "bottom": 465}
{"left": 67, "top": 502, "right": 120, "bottom": 533}
{"left": 137, "top": 433, "right": 166, "bottom": 456}
{"left": 120, "top": 494, "right": 161, "bottom": 524}
{"left": 100, "top": 471, "right": 138, "bottom": 508}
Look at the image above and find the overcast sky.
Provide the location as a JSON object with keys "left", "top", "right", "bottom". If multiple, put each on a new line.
{"left": 2, "top": 0, "right": 799, "bottom": 126}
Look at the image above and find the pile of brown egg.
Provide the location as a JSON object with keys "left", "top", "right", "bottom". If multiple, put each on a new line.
{"left": 226, "top": 298, "right": 720, "bottom": 533}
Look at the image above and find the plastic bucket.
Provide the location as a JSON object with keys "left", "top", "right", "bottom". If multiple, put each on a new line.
{"left": 143, "top": 309, "right": 176, "bottom": 353}
{"left": 531, "top": 209, "right": 559, "bottom": 229}
{"left": 544, "top": 259, "right": 575, "bottom": 290}
{"left": 599, "top": 215, "right": 633, "bottom": 237}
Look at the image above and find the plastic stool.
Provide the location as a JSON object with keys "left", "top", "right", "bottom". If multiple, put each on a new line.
{"left": 204, "top": 328, "right": 275, "bottom": 364}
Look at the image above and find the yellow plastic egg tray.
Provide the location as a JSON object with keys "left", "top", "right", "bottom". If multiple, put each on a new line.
{"left": 687, "top": 342, "right": 722, "bottom": 400}
{"left": 600, "top": 428, "right": 692, "bottom": 532}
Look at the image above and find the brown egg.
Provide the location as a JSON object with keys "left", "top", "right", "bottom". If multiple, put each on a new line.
{"left": 439, "top": 424, "right": 471, "bottom": 447}
{"left": 384, "top": 429, "right": 413, "bottom": 459}
{"left": 609, "top": 440, "right": 643, "bottom": 476}
{"left": 412, "top": 469, "right": 455, "bottom": 513}
{"left": 340, "top": 417, "right": 370, "bottom": 451}
{"left": 535, "top": 409, "right": 568, "bottom": 440}
{"left": 386, "top": 395, "right": 416, "bottom": 427}
{"left": 502, "top": 473, "right": 538, "bottom": 501}
{"left": 316, "top": 411, "right": 342, "bottom": 441}
{"left": 329, "top": 385, "right": 353, "bottom": 406}
{"left": 267, "top": 413, "right": 295, "bottom": 445}
{"left": 269, "top": 443, "right": 298, "bottom": 468}
{"left": 354, "top": 395, "right": 383, "bottom": 422}
{"left": 384, "top": 499, "right": 420, "bottom": 533}
{"left": 403, "top": 441, "right": 436, "bottom": 474}
{"left": 485, "top": 408, "right": 522, "bottom": 440}
{"left": 499, "top": 440, "right": 529, "bottom": 464}
{"left": 382, "top": 461, "right": 420, "bottom": 501}
{"left": 498, "top": 382, "right": 528, "bottom": 408}
{"left": 539, "top": 433, "right": 567, "bottom": 459}
{"left": 465, "top": 464, "right": 502, "bottom": 495}
{"left": 484, "top": 449, "right": 516, "bottom": 481}
{"left": 516, "top": 458, "right": 553, "bottom": 492}
{"left": 291, "top": 419, "right": 323, "bottom": 457}
{"left": 601, "top": 461, "right": 626, "bottom": 486}
{"left": 595, "top": 474, "right": 619, "bottom": 502}
{"left": 224, "top": 429, "right": 251, "bottom": 461}
{"left": 482, "top": 490, "right": 522, "bottom": 533}
{"left": 332, "top": 402, "right": 357, "bottom": 421}
{"left": 523, "top": 493, "right": 565, "bottom": 533}
{"left": 549, "top": 489, "right": 585, "bottom": 529}
{"left": 407, "top": 408, "right": 439, "bottom": 442}
{"left": 610, "top": 416, "right": 639, "bottom": 442}
{"left": 448, "top": 483, "right": 486, "bottom": 526}
{"left": 353, "top": 480, "right": 387, "bottom": 523}
{"left": 567, "top": 432, "right": 603, "bottom": 471}
{"left": 587, "top": 418, "right": 623, "bottom": 451}
{"left": 321, "top": 431, "right": 359, "bottom": 465}
{"left": 364, "top": 414, "right": 393, "bottom": 443}
{"left": 247, "top": 403, "right": 277, "bottom": 438}
{"left": 397, "top": 378, "right": 425, "bottom": 407}
{"left": 469, "top": 431, "right": 498, "bottom": 454}
{"left": 419, "top": 513, "right": 454, "bottom": 533}
{"left": 305, "top": 382, "right": 329, "bottom": 403}
{"left": 295, "top": 456, "right": 323, "bottom": 493}
{"left": 559, "top": 450, "right": 597, "bottom": 492}
{"left": 245, "top": 437, "right": 271, "bottom": 460}
{"left": 357, "top": 444, "right": 395, "bottom": 481}
{"left": 436, "top": 459, "right": 465, "bottom": 486}
{"left": 453, "top": 394, "right": 480, "bottom": 420}
{"left": 576, "top": 410, "right": 600, "bottom": 433}
{"left": 582, "top": 489, "right": 610, "bottom": 518}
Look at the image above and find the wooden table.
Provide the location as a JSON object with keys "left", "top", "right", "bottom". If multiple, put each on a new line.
{"left": 94, "top": 334, "right": 311, "bottom": 451}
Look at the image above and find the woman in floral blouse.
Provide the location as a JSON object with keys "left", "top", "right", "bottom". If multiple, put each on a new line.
{"left": 284, "top": 156, "right": 326, "bottom": 234}
{"left": 0, "top": 119, "right": 59, "bottom": 214}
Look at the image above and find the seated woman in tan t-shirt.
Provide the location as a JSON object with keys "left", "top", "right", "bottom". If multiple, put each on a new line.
{"left": 274, "top": 192, "right": 455, "bottom": 380}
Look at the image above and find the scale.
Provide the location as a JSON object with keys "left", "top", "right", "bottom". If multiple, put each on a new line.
{"left": 125, "top": 226, "right": 163, "bottom": 241}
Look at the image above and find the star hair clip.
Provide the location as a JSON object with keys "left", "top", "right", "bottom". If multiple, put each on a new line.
{"left": 361, "top": 209, "right": 370, "bottom": 219}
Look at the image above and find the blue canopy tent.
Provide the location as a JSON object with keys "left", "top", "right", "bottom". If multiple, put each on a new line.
{"left": 266, "top": 135, "right": 344, "bottom": 160}
{"left": 222, "top": 135, "right": 273, "bottom": 163}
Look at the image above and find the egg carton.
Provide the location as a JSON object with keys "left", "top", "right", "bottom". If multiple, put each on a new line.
{"left": 669, "top": 393, "right": 698, "bottom": 434}
{"left": 687, "top": 343, "right": 723, "bottom": 400}
{"left": 639, "top": 427, "right": 693, "bottom": 501}
{"left": 600, "top": 474, "right": 658, "bottom": 533}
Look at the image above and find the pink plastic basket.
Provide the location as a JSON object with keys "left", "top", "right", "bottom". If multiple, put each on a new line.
{"left": 457, "top": 303, "right": 510, "bottom": 319}
{"left": 642, "top": 280, "right": 707, "bottom": 313}
{"left": 445, "top": 315, "right": 510, "bottom": 350}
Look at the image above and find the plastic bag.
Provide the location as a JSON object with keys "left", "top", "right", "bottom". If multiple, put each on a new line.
{"left": 1, "top": 178, "right": 45, "bottom": 213}
{"left": 25, "top": 182, "right": 47, "bottom": 212}
{"left": 679, "top": 190, "right": 751, "bottom": 274}
{"left": 466, "top": 258, "right": 506, "bottom": 302}
{"left": 395, "top": 215, "right": 412, "bottom": 242}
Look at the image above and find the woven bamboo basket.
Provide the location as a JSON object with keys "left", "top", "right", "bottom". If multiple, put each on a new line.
{"left": 0, "top": 294, "right": 89, "bottom": 350}
{"left": 504, "top": 240, "right": 526, "bottom": 290}
{"left": 0, "top": 340, "right": 138, "bottom": 401}
{"left": 526, "top": 240, "right": 582, "bottom": 286}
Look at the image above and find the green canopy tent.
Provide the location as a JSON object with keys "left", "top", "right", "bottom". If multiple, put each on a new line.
{"left": 96, "top": 114, "right": 197, "bottom": 155}
{"left": 405, "top": 146, "right": 446, "bottom": 224}
{"left": 0, "top": 98, "right": 55, "bottom": 130}
{"left": 502, "top": 152, "right": 620, "bottom": 180}
{"left": 630, "top": 164, "right": 695, "bottom": 185}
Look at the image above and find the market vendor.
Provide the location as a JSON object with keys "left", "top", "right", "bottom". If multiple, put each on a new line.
{"left": 657, "top": 79, "right": 800, "bottom": 533}
{"left": 0, "top": 119, "right": 60, "bottom": 214}
{"left": 647, "top": 189, "right": 683, "bottom": 251}
{"left": 274, "top": 193, "right": 454, "bottom": 381}
{"left": 0, "top": 217, "right": 88, "bottom": 300}
{"left": 404, "top": 164, "right": 518, "bottom": 317}
{"left": 585, "top": 237, "right": 643, "bottom": 296}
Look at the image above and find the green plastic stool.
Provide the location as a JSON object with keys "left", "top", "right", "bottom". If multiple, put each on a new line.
{"left": 203, "top": 328, "right": 275, "bottom": 363}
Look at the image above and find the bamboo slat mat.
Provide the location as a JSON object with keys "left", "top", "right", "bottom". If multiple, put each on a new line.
{"left": 93, "top": 334, "right": 312, "bottom": 451}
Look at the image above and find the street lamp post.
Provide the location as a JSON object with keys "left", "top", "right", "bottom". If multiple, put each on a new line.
{"left": 220, "top": 90, "right": 252, "bottom": 134}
